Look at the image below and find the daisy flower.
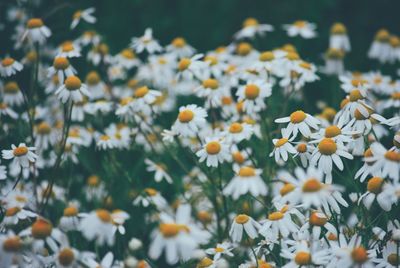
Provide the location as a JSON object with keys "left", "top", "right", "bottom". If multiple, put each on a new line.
{"left": 224, "top": 122, "right": 253, "bottom": 143}
{"left": 79, "top": 209, "right": 115, "bottom": 246}
{"left": 2, "top": 206, "right": 36, "bottom": 226}
{"left": 259, "top": 204, "right": 301, "bottom": 241}
{"left": 270, "top": 128, "right": 297, "bottom": 163}
{"left": 371, "top": 241, "right": 400, "bottom": 267}
{"left": 0, "top": 233, "right": 26, "bottom": 267}
{"left": 195, "top": 78, "right": 229, "bottom": 108}
{"left": 96, "top": 135, "right": 116, "bottom": 150}
{"left": 236, "top": 80, "right": 272, "bottom": 114}
{"left": 22, "top": 18, "right": 51, "bottom": 44}
{"left": 177, "top": 54, "right": 209, "bottom": 80}
{"left": 131, "top": 86, "right": 161, "bottom": 114}
{"left": 171, "top": 104, "right": 207, "bottom": 137}
{"left": 166, "top": 37, "right": 195, "bottom": 58}
{"left": 330, "top": 22, "right": 351, "bottom": 51}
{"left": 196, "top": 137, "right": 231, "bottom": 167}
{"left": 145, "top": 159, "right": 173, "bottom": 183}
{"left": 2, "top": 143, "right": 37, "bottom": 169}
{"left": 149, "top": 204, "right": 209, "bottom": 265}
{"left": 276, "top": 110, "right": 320, "bottom": 139}
{"left": 299, "top": 211, "right": 338, "bottom": 240}
{"left": 229, "top": 214, "right": 260, "bottom": 242}
{"left": 2, "top": 81, "right": 24, "bottom": 106}
{"left": 133, "top": 188, "right": 168, "bottom": 209}
{"left": 294, "top": 142, "right": 314, "bottom": 167}
{"left": 280, "top": 239, "right": 331, "bottom": 267}
{"left": 57, "top": 41, "right": 82, "bottom": 58}
{"left": 71, "top": 8, "right": 96, "bottom": 29}
{"left": 279, "top": 166, "right": 348, "bottom": 214}
{"left": 283, "top": 20, "right": 317, "bottom": 39}
{"left": 0, "top": 102, "right": 18, "bottom": 119}
{"left": 359, "top": 176, "right": 396, "bottom": 211}
{"left": 310, "top": 137, "right": 354, "bottom": 181}
{"left": 205, "top": 242, "right": 234, "bottom": 261}
{"left": 130, "top": 28, "right": 162, "bottom": 54}
{"left": 55, "top": 75, "right": 90, "bottom": 103}
{"left": 47, "top": 57, "right": 76, "bottom": 84}
{"left": 366, "top": 142, "right": 400, "bottom": 182}
{"left": 59, "top": 205, "right": 82, "bottom": 232}
{"left": 234, "top": 17, "right": 274, "bottom": 40}
{"left": 368, "top": 29, "right": 391, "bottom": 63}
{"left": 223, "top": 165, "right": 267, "bottom": 200}
{"left": 0, "top": 57, "right": 23, "bottom": 77}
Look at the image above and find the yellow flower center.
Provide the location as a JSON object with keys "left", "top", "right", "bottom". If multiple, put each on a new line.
{"left": 178, "top": 58, "right": 191, "bottom": 71}
{"left": 375, "top": 29, "right": 390, "bottom": 42}
{"left": 159, "top": 223, "right": 189, "bottom": 237}
{"left": 259, "top": 51, "right": 275, "bottom": 62}
{"left": 64, "top": 76, "right": 82, "bottom": 91}
{"left": 331, "top": 23, "right": 347, "bottom": 34}
{"left": 309, "top": 212, "right": 328, "bottom": 226}
{"left": 300, "top": 62, "right": 312, "bottom": 70}
{"left": 121, "top": 48, "right": 135, "bottom": 59}
{"left": 215, "top": 247, "right": 224, "bottom": 253}
{"left": 27, "top": 18, "right": 44, "bottom": 29}
{"left": 326, "top": 48, "right": 345, "bottom": 59}
{"left": 178, "top": 109, "right": 194, "bottom": 123}
{"left": 37, "top": 122, "right": 51, "bottom": 135}
{"left": 5, "top": 207, "right": 21, "bottom": 217}
{"left": 387, "top": 254, "right": 400, "bottom": 266}
{"left": 318, "top": 138, "right": 337, "bottom": 155}
{"left": 245, "top": 84, "right": 260, "bottom": 100}
{"left": 13, "top": 146, "right": 28, "bottom": 157}
{"left": 232, "top": 151, "right": 245, "bottom": 164}
{"left": 367, "top": 177, "right": 383, "bottom": 194}
{"left": 280, "top": 183, "right": 295, "bottom": 196}
{"left": 86, "top": 71, "right": 101, "bottom": 85}
{"left": 58, "top": 248, "right": 75, "bottom": 266}
{"left": 238, "top": 166, "right": 256, "bottom": 177}
{"left": 205, "top": 141, "right": 221, "bottom": 155}
{"left": 392, "top": 92, "right": 400, "bottom": 100}
{"left": 4, "top": 82, "right": 20, "bottom": 93}
{"left": 63, "top": 206, "right": 78, "bottom": 217}
{"left": 96, "top": 209, "right": 112, "bottom": 222}
{"left": 197, "top": 211, "right": 212, "bottom": 223}
{"left": 294, "top": 20, "right": 307, "bottom": 28}
{"left": 286, "top": 52, "right": 300, "bottom": 61}
{"left": 221, "top": 96, "right": 232, "bottom": 105}
{"left": 134, "top": 86, "right": 150, "bottom": 98}
{"left": 268, "top": 211, "right": 284, "bottom": 221}
{"left": 297, "top": 143, "right": 307, "bottom": 153}
{"left": 229, "top": 122, "right": 243, "bottom": 133}
{"left": 385, "top": 151, "right": 400, "bottom": 162}
{"left": 351, "top": 247, "right": 368, "bottom": 264}
{"left": 295, "top": 251, "right": 312, "bottom": 265}
{"left": 235, "top": 214, "right": 250, "bottom": 224}
{"left": 243, "top": 18, "right": 259, "bottom": 28}
{"left": 202, "top": 79, "right": 219, "bottom": 90}
{"left": 3, "top": 237, "right": 22, "bottom": 252}
{"left": 31, "top": 218, "right": 53, "bottom": 239}
{"left": 145, "top": 188, "right": 158, "bottom": 196}
{"left": 53, "top": 57, "right": 69, "bottom": 70}
{"left": 197, "top": 257, "right": 214, "bottom": 268}
{"left": 302, "top": 178, "right": 322, "bottom": 192}
{"left": 87, "top": 175, "right": 99, "bottom": 187}
{"left": 325, "top": 125, "right": 341, "bottom": 138}
{"left": 120, "top": 96, "right": 133, "bottom": 106}
{"left": 349, "top": 89, "right": 364, "bottom": 102}
{"left": 236, "top": 42, "right": 252, "bottom": 56}
{"left": 275, "top": 138, "right": 288, "bottom": 147}
{"left": 204, "top": 55, "right": 218, "bottom": 66}
{"left": 290, "top": 110, "right": 307, "bottom": 123}
{"left": 172, "top": 37, "right": 186, "bottom": 48}
{"left": 2, "top": 58, "right": 15, "bottom": 67}
{"left": 62, "top": 42, "right": 75, "bottom": 52}
{"left": 73, "top": 10, "right": 82, "bottom": 19}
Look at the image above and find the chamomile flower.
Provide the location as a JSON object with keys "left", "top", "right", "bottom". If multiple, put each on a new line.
{"left": 236, "top": 80, "right": 272, "bottom": 114}
{"left": 224, "top": 122, "right": 253, "bottom": 143}
{"left": 171, "top": 104, "right": 207, "bottom": 137}
{"left": 275, "top": 110, "right": 320, "bottom": 139}
{"left": 223, "top": 166, "right": 267, "bottom": 199}
{"left": 145, "top": 159, "right": 173, "bottom": 183}
{"left": 234, "top": 17, "right": 274, "bottom": 40}
{"left": 299, "top": 211, "right": 338, "bottom": 240}
{"left": 229, "top": 214, "right": 260, "bottom": 242}
{"left": 2, "top": 143, "right": 37, "bottom": 169}
{"left": 310, "top": 137, "right": 354, "bottom": 181}
{"left": 0, "top": 57, "right": 23, "bottom": 77}
{"left": 55, "top": 75, "right": 90, "bottom": 103}
{"left": 2, "top": 81, "right": 24, "bottom": 106}
{"left": 177, "top": 54, "right": 209, "bottom": 80}
{"left": 166, "top": 37, "right": 195, "bottom": 58}
{"left": 59, "top": 205, "right": 82, "bottom": 231}
{"left": 283, "top": 20, "right": 317, "bottom": 39}
{"left": 130, "top": 28, "right": 162, "bottom": 54}
{"left": 330, "top": 23, "right": 351, "bottom": 51}
{"left": 366, "top": 142, "right": 400, "bottom": 182}
{"left": 280, "top": 239, "right": 332, "bottom": 267}
{"left": 133, "top": 188, "right": 168, "bottom": 209}
{"left": 195, "top": 78, "right": 229, "bottom": 107}
{"left": 368, "top": 29, "right": 391, "bottom": 63}
{"left": 196, "top": 137, "right": 231, "bottom": 167}
{"left": 270, "top": 128, "right": 297, "bottom": 163}
{"left": 47, "top": 57, "right": 76, "bottom": 84}
{"left": 22, "top": 18, "right": 51, "bottom": 44}
{"left": 205, "top": 242, "right": 234, "bottom": 261}
{"left": 359, "top": 176, "right": 396, "bottom": 211}
{"left": 70, "top": 8, "right": 96, "bottom": 29}
{"left": 79, "top": 209, "right": 115, "bottom": 246}
{"left": 371, "top": 241, "right": 400, "bottom": 267}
